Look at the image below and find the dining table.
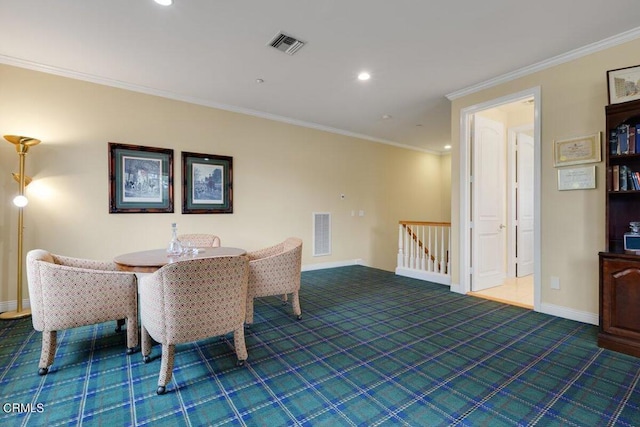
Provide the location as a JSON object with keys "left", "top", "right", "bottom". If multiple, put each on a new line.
{"left": 113, "top": 246, "right": 247, "bottom": 273}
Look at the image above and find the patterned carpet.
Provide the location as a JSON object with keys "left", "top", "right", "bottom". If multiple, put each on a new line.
{"left": 1, "top": 266, "right": 639, "bottom": 426}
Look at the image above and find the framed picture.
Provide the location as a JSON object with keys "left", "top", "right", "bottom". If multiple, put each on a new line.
{"left": 182, "top": 151, "right": 233, "bottom": 214}
{"left": 607, "top": 65, "right": 640, "bottom": 105}
{"left": 554, "top": 133, "right": 601, "bottom": 167}
{"left": 557, "top": 165, "right": 596, "bottom": 191}
{"left": 108, "top": 142, "right": 174, "bottom": 213}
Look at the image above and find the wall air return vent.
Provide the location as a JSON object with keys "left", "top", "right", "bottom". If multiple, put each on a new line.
{"left": 268, "top": 31, "right": 305, "bottom": 55}
{"left": 313, "top": 212, "right": 331, "bottom": 257}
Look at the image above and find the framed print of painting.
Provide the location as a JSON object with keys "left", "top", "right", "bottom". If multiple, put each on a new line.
{"left": 182, "top": 151, "right": 233, "bottom": 214}
{"left": 108, "top": 142, "right": 174, "bottom": 213}
{"left": 607, "top": 65, "right": 640, "bottom": 105}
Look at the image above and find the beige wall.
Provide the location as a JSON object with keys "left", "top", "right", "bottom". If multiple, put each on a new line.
{"left": 0, "top": 64, "right": 448, "bottom": 304}
{"left": 451, "top": 37, "right": 640, "bottom": 319}
{"left": 440, "top": 153, "right": 452, "bottom": 220}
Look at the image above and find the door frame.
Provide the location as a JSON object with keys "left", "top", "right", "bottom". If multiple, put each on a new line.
{"left": 458, "top": 87, "right": 541, "bottom": 311}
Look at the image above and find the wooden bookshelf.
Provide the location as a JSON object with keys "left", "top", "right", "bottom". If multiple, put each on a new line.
{"left": 599, "top": 98, "right": 640, "bottom": 357}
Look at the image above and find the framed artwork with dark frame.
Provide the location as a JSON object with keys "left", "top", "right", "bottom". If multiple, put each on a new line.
{"left": 607, "top": 65, "right": 640, "bottom": 105}
{"left": 182, "top": 151, "right": 233, "bottom": 214}
{"left": 108, "top": 142, "right": 174, "bottom": 213}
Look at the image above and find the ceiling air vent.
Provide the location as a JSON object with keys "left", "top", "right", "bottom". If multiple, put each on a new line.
{"left": 268, "top": 31, "right": 305, "bottom": 55}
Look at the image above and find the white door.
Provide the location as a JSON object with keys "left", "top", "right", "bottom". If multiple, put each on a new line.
{"left": 516, "top": 132, "right": 534, "bottom": 277}
{"left": 472, "top": 115, "right": 507, "bottom": 291}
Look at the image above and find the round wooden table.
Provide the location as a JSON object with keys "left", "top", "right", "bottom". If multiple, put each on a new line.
{"left": 114, "top": 247, "right": 247, "bottom": 273}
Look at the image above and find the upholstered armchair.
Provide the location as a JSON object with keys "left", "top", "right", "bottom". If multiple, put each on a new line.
{"left": 178, "top": 234, "right": 221, "bottom": 248}
{"left": 26, "top": 249, "right": 138, "bottom": 375}
{"left": 139, "top": 255, "right": 249, "bottom": 395}
{"left": 245, "top": 237, "right": 303, "bottom": 325}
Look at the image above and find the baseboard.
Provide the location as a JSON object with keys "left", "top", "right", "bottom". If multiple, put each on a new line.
{"left": 449, "top": 282, "right": 464, "bottom": 294}
{"left": 0, "top": 299, "right": 31, "bottom": 313}
{"left": 302, "top": 259, "right": 365, "bottom": 272}
{"left": 539, "top": 302, "right": 599, "bottom": 326}
{"left": 395, "top": 267, "right": 451, "bottom": 286}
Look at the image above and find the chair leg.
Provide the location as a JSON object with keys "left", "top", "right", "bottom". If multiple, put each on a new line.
{"left": 157, "top": 343, "right": 175, "bottom": 395}
{"left": 233, "top": 325, "right": 248, "bottom": 364}
{"left": 125, "top": 316, "right": 139, "bottom": 354}
{"left": 245, "top": 296, "right": 255, "bottom": 325}
{"left": 141, "top": 325, "right": 153, "bottom": 363}
{"left": 291, "top": 290, "right": 302, "bottom": 320}
{"left": 281, "top": 294, "right": 288, "bottom": 305}
{"left": 38, "top": 331, "right": 57, "bottom": 375}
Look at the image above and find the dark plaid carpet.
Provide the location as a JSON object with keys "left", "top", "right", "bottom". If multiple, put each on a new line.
{"left": 1, "top": 266, "right": 639, "bottom": 426}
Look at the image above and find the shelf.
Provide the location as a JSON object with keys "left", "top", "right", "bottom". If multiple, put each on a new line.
{"left": 610, "top": 153, "right": 640, "bottom": 161}
{"left": 608, "top": 190, "right": 640, "bottom": 194}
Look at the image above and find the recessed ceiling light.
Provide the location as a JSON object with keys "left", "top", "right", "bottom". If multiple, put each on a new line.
{"left": 154, "top": 0, "right": 173, "bottom": 6}
{"left": 357, "top": 72, "right": 371, "bottom": 81}
{"left": 382, "top": 114, "right": 392, "bottom": 120}
{"left": 255, "top": 78, "right": 264, "bottom": 84}
{"left": 444, "top": 145, "right": 452, "bottom": 150}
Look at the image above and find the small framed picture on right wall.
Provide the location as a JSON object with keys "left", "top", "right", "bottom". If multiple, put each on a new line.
{"left": 607, "top": 64, "right": 640, "bottom": 105}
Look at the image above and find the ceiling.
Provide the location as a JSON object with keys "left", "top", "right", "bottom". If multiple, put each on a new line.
{"left": 1, "top": 1, "right": 639, "bottom": 153}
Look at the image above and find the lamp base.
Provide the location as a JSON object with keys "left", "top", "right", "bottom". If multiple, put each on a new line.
{"left": 0, "top": 308, "right": 32, "bottom": 320}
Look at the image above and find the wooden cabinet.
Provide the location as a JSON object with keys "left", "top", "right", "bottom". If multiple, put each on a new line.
{"left": 599, "top": 98, "right": 640, "bottom": 357}
{"left": 599, "top": 253, "right": 640, "bottom": 357}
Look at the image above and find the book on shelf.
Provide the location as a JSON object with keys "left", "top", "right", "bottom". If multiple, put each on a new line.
{"left": 618, "top": 124, "right": 629, "bottom": 155}
{"left": 610, "top": 129, "right": 619, "bottom": 155}
{"left": 609, "top": 124, "right": 640, "bottom": 155}
{"left": 633, "top": 171, "right": 640, "bottom": 190}
{"left": 625, "top": 166, "right": 640, "bottom": 190}
{"left": 620, "top": 165, "right": 629, "bottom": 191}
{"left": 611, "top": 165, "right": 640, "bottom": 191}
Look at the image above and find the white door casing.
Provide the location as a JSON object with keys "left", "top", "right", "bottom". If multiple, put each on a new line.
{"left": 472, "top": 115, "right": 507, "bottom": 291}
{"left": 457, "top": 87, "right": 541, "bottom": 311}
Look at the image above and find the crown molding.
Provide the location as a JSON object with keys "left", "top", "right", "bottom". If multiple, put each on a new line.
{"left": 446, "top": 26, "right": 640, "bottom": 100}
{"left": 0, "top": 54, "right": 440, "bottom": 154}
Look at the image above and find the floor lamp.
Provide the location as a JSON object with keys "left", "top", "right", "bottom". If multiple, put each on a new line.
{"left": 0, "top": 135, "right": 40, "bottom": 320}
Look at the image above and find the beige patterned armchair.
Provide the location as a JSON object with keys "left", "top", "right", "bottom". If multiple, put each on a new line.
{"left": 178, "top": 233, "right": 221, "bottom": 248}
{"left": 139, "top": 255, "right": 249, "bottom": 395}
{"left": 26, "top": 249, "right": 138, "bottom": 375}
{"left": 246, "top": 237, "right": 303, "bottom": 325}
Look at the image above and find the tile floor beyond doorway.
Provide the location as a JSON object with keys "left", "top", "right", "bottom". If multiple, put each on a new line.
{"left": 468, "top": 275, "right": 534, "bottom": 309}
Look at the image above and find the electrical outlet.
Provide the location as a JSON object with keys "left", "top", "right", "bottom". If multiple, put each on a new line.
{"left": 550, "top": 276, "right": 560, "bottom": 290}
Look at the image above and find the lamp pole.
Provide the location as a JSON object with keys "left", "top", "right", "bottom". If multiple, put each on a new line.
{"left": 0, "top": 135, "right": 40, "bottom": 320}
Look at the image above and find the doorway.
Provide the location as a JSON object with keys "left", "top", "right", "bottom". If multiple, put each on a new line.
{"left": 458, "top": 88, "right": 541, "bottom": 311}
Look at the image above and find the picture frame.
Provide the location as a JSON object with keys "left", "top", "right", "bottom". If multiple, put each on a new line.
{"left": 557, "top": 165, "right": 596, "bottom": 191}
{"left": 554, "top": 133, "right": 601, "bottom": 167}
{"left": 108, "top": 142, "right": 174, "bottom": 213}
{"left": 182, "top": 151, "right": 233, "bottom": 214}
{"left": 607, "top": 65, "right": 640, "bottom": 105}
